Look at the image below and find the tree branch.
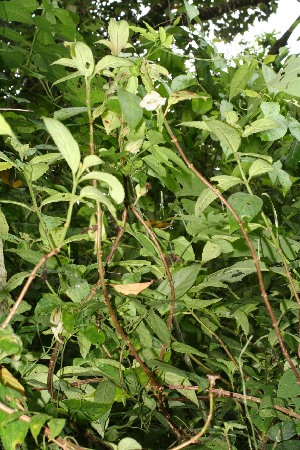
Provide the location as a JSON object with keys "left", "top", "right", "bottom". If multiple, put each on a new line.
{"left": 269, "top": 15, "right": 300, "bottom": 54}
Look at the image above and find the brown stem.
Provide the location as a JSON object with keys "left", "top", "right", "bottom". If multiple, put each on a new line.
{"left": 47, "top": 338, "right": 64, "bottom": 399}
{"left": 130, "top": 205, "right": 175, "bottom": 361}
{"left": 166, "top": 386, "right": 300, "bottom": 421}
{"left": 106, "top": 208, "right": 128, "bottom": 266}
{"left": 164, "top": 119, "right": 300, "bottom": 385}
{"left": 0, "top": 401, "right": 87, "bottom": 449}
{"left": 0, "top": 246, "right": 62, "bottom": 329}
{"left": 171, "top": 375, "right": 218, "bottom": 450}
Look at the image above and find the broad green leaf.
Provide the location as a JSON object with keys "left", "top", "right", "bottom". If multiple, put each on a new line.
{"left": 172, "top": 342, "right": 205, "bottom": 358}
{"left": 202, "top": 241, "right": 221, "bottom": 264}
{"left": 269, "top": 55, "right": 300, "bottom": 97}
{"left": 48, "top": 418, "right": 66, "bottom": 440}
{"left": 94, "top": 55, "right": 133, "bottom": 73}
{"left": 210, "top": 175, "right": 242, "bottom": 191}
{"left": 164, "top": 371, "right": 198, "bottom": 405}
{"left": 1, "top": 271, "right": 29, "bottom": 293}
{"left": 277, "top": 369, "right": 300, "bottom": 400}
{"left": 72, "top": 41, "right": 95, "bottom": 77}
{"left": 118, "top": 89, "right": 143, "bottom": 129}
{"left": 242, "top": 118, "right": 277, "bottom": 137}
{"left": 192, "top": 94, "right": 213, "bottom": 114}
{"left": 171, "top": 236, "right": 195, "bottom": 261}
{"left": 80, "top": 155, "right": 103, "bottom": 172}
{"left": 41, "top": 193, "right": 76, "bottom": 206}
{"left": 78, "top": 324, "right": 105, "bottom": 345}
{"left": 147, "top": 311, "right": 170, "bottom": 345}
{"left": 157, "top": 265, "right": 200, "bottom": 299}
{"left": 204, "top": 260, "right": 267, "bottom": 284}
{"left": 248, "top": 159, "right": 273, "bottom": 179}
{"left": 195, "top": 189, "right": 218, "bottom": 216}
{"left": 171, "top": 74, "right": 196, "bottom": 91}
{"left": 227, "top": 192, "right": 263, "bottom": 221}
{"left": 54, "top": 107, "right": 87, "bottom": 121}
{"left": 107, "top": 19, "right": 130, "bottom": 55}
{"left": 0, "top": 415, "right": 29, "bottom": 450}
{"left": 79, "top": 171, "right": 124, "bottom": 204}
{"left": 288, "top": 115, "right": 300, "bottom": 140}
{"left": 183, "top": 0, "right": 199, "bottom": 21}
{"left": 229, "top": 61, "right": 257, "bottom": 100}
{"left": 232, "top": 309, "right": 249, "bottom": 335}
{"left": 62, "top": 399, "right": 110, "bottom": 421}
{"left": 0, "top": 210, "right": 9, "bottom": 236}
{"left": 80, "top": 186, "right": 116, "bottom": 216}
{"left": 168, "top": 91, "right": 207, "bottom": 107}
{"left": 29, "top": 414, "right": 50, "bottom": 444}
{"left": 268, "top": 422, "right": 297, "bottom": 442}
{"left": 0, "top": 114, "right": 13, "bottom": 137}
{"left": 24, "top": 163, "right": 48, "bottom": 182}
{"left": 180, "top": 120, "right": 209, "bottom": 130}
{"left": 0, "top": 329, "right": 23, "bottom": 355}
{"left": 206, "top": 120, "right": 241, "bottom": 154}
{"left": 5, "top": 249, "right": 57, "bottom": 270}
{"left": 118, "top": 437, "right": 142, "bottom": 450}
{"left": 269, "top": 161, "right": 292, "bottom": 195}
{"left": 43, "top": 118, "right": 80, "bottom": 175}
{"left": 95, "top": 381, "right": 116, "bottom": 404}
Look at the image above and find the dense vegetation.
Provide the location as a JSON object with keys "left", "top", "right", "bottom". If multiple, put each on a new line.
{"left": 0, "top": 0, "right": 300, "bottom": 449}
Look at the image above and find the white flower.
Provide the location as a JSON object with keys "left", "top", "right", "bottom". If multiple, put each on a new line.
{"left": 140, "top": 91, "right": 166, "bottom": 111}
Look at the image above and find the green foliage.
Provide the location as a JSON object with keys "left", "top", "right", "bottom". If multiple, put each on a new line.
{"left": 0, "top": 1, "right": 300, "bottom": 449}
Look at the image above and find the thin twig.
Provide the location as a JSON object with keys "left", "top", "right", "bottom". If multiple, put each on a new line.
{"left": 0, "top": 246, "right": 62, "bottom": 329}
{"left": 0, "top": 401, "right": 88, "bottom": 450}
{"left": 166, "top": 386, "right": 300, "bottom": 421}
{"left": 171, "top": 375, "right": 218, "bottom": 450}
{"left": 164, "top": 119, "right": 300, "bottom": 385}
{"left": 47, "top": 338, "right": 64, "bottom": 399}
{"left": 131, "top": 205, "right": 175, "bottom": 361}
{"left": 106, "top": 208, "right": 128, "bottom": 266}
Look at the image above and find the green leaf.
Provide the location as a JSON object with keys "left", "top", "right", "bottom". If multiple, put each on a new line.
{"left": 107, "top": 19, "right": 130, "bottom": 55}
{"left": 183, "top": 0, "right": 199, "bottom": 21}
{"left": 94, "top": 381, "right": 116, "bottom": 404}
{"left": 206, "top": 120, "right": 241, "bottom": 154}
{"left": 54, "top": 107, "right": 87, "bottom": 121}
{"left": 157, "top": 265, "right": 200, "bottom": 299}
{"left": 117, "top": 89, "right": 143, "bottom": 129}
{"left": 242, "top": 118, "right": 277, "bottom": 137}
{"left": 0, "top": 114, "right": 13, "bottom": 137}
{"left": 62, "top": 399, "right": 110, "bottom": 421}
{"left": 0, "top": 415, "right": 29, "bottom": 450}
{"left": 211, "top": 175, "right": 242, "bottom": 191}
{"left": 43, "top": 118, "right": 80, "bottom": 175}
{"left": 72, "top": 41, "right": 95, "bottom": 77}
{"left": 78, "top": 171, "right": 124, "bottom": 204}
{"left": 0, "top": 329, "right": 23, "bottom": 355}
{"left": 171, "top": 236, "right": 195, "bottom": 261}
{"left": 79, "top": 324, "right": 105, "bottom": 345}
{"left": 168, "top": 91, "right": 206, "bottom": 107}
{"left": 118, "top": 437, "right": 142, "bottom": 450}
{"left": 227, "top": 192, "right": 263, "bottom": 221}
{"left": 229, "top": 61, "right": 257, "bottom": 100}
{"left": 269, "top": 55, "right": 300, "bottom": 97}
{"left": 277, "top": 369, "right": 300, "bottom": 400}
{"left": 202, "top": 241, "right": 221, "bottom": 264}
{"left": 195, "top": 189, "right": 218, "bottom": 216}
{"left": 24, "top": 163, "right": 49, "bottom": 182}
{"left": 204, "top": 260, "right": 267, "bottom": 284}
{"left": 48, "top": 418, "right": 66, "bottom": 440}
{"left": 171, "top": 74, "right": 196, "bottom": 91}
{"left": 80, "top": 186, "right": 116, "bottom": 217}
{"left": 164, "top": 371, "right": 198, "bottom": 405}
{"left": 94, "top": 55, "right": 133, "bottom": 74}
{"left": 29, "top": 414, "right": 50, "bottom": 444}
{"left": 147, "top": 311, "right": 170, "bottom": 345}
{"left": 41, "top": 193, "right": 76, "bottom": 206}
{"left": 192, "top": 94, "right": 213, "bottom": 115}
{"left": 288, "top": 115, "right": 300, "bottom": 140}
{"left": 268, "top": 422, "right": 297, "bottom": 442}
{"left": 248, "top": 159, "right": 273, "bottom": 179}
{"left": 172, "top": 342, "right": 205, "bottom": 358}
{"left": 232, "top": 309, "right": 249, "bottom": 335}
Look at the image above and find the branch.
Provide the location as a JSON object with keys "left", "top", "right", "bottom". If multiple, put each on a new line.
{"left": 269, "top": 15, "right": 300, "bottom": 54}
{"left": 145, "top": 0, "right": 275, "bottom": 26}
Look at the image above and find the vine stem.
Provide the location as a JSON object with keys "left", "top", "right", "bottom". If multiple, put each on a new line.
{"left": 0, "top": 246, "right": 62, "bottom": 329}
{"left": 166, "top": 386, "right": 300, "bottom": 421}
{"left": 171, "top": 375, "right": 218, "bottom": 450}
{"left": 0, "top": 401, "right": 88, "bottom": 450}
{"left": 164, "top": 119, "right": 300, "bottom": 385}
{"left": 131, "top": 205, "right": 176, "bottom": 361}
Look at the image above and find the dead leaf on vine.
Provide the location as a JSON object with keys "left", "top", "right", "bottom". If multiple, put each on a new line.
{"left": 111, "top": 280, "right": 153, "bottom": 296}
{"left": 0, "top": 367, "right": 25, "bottom": 396}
